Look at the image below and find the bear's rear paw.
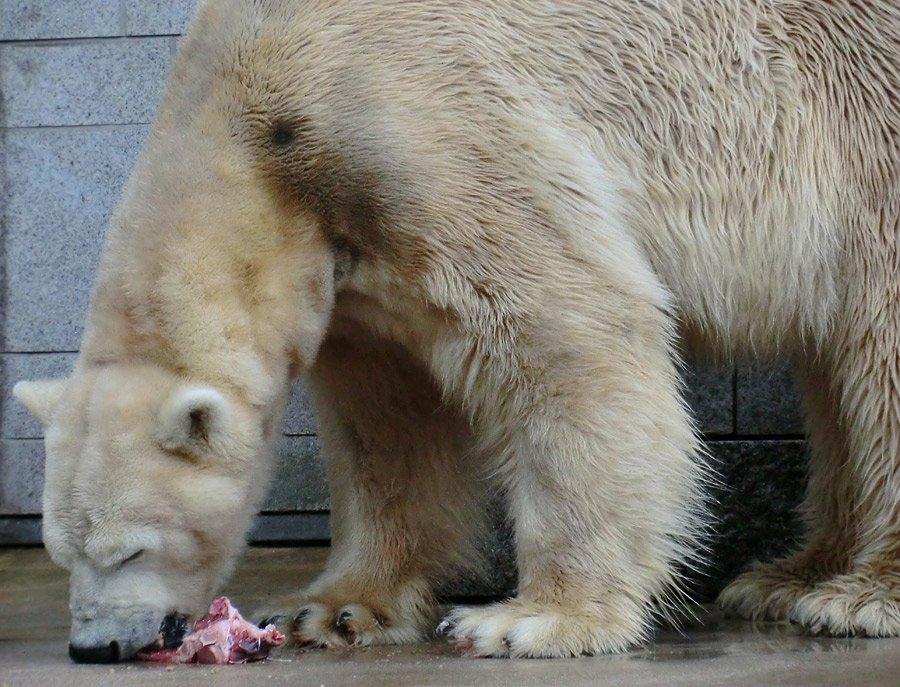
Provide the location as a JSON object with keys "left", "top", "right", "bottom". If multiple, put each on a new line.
{"left": 790, "top": 564, "right": 900, "bottom": 637}
{"left": 718, "top": 562, "right": 817, "bottom": 622}
{"left": 441, "top": 599, "right": 647, "bottom": 657}
{"left": 718, "top": 549, "right": 844, "bottom": 622}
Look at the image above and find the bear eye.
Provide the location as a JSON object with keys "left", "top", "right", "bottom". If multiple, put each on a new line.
{"left": 117, "top": 549, "right": 144, "bottom": 569}
{"left": 270, "top": 122, "right": 295, "bottom": 147}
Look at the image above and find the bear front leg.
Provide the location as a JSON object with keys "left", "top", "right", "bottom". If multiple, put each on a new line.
{"left": 271, "top": 330, "right": 484, "bottom": 649}
{"left": 440, "top": 292, "right": 706, "bottom": 656}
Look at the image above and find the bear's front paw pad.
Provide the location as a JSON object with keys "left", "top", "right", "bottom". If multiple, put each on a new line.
{"left": 442, "top": 600, "right": 643, "bottom": 658}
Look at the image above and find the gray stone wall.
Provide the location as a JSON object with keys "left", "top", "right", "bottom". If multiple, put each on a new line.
{"left": 0, "top": 1, "right": 809, "bottom": 598}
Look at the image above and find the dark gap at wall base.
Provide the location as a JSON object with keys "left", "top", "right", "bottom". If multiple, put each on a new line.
{"left": 248, "top": 512, "right": 331, "bottom": 544}
{"left": 0, "top": 515, "right": 42, "bottom": 546}
{"left": 0, "top": 512, "right": 332, "bottom": 548}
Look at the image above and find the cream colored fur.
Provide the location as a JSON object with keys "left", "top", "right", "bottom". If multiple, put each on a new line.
{"left": 13, "top": 0, "right": 900, "bottom": 658}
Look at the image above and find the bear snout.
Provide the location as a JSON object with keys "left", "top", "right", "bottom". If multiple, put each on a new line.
{"left": 68, "top": 609, "right": 168, "bottom": 663}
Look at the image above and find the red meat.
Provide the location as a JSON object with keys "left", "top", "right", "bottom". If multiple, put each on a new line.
{"left": 139, "top": 597, "right": 285, "bottom": 664}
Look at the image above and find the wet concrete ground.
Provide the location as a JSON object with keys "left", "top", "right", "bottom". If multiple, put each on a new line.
{"left": 2, "top": 546, "right": 900, "bottom": 686}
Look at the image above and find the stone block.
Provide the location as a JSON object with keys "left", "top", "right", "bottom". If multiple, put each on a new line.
{"left": 683, "top": 363, "right": 733, "bottom": 435}
{"left": 0, "top": 440, "right": 44, "bottom": 515}
{"left": 736, "top": 364, "right": 805, "bottom": 436}
{"left": 1, "top": 353, "right": 77, "bottom": 439}
{"left": 262, "top": 436, "right": 329, "bottom": 512}
{"left": 283, "top": 380, "right": 318, "bottom": 436}
{"left": 1, "top": 39, "right": 172, "bottom": 127}
{"left": 0, "top": 1, "right": 121, "bottom": 41}
{"left": 126, "top": 0, "right": 198, "bottom": 36}
{"left": 4, "top": 126, "right": 147, "bottom": 352}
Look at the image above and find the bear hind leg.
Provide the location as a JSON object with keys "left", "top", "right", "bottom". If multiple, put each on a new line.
{"left": 718, "top": 362, "right": 852, "bottom": 622}
{"left": 788, "top": 303, "right": 900, "bottom": 637}
{"left": 722, "top": 261, "right": 900, "bottom": 637}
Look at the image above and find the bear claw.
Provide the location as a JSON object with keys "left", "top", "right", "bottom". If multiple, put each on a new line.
{"left": 256, "top": 614, "right": 286, "bottom": 629}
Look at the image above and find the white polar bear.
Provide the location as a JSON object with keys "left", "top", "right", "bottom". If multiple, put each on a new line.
{"left": 14, "top": 0, "right": 900, "bottom": 660}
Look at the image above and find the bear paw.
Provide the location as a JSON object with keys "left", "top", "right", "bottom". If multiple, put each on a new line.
{"left": 440, "top": 599, "right": 647, "bottom": 657}
{"left": 291, "top": 601, "right": 426, "bottom": 648}
{"left": 718, "top": 561, "right": 819, "bottom": 622}
{"left": 256, "top": 589, "right": 436, "bottom": 650}
{"left": 789, "top": 566, "right": 900, "bottom": 637}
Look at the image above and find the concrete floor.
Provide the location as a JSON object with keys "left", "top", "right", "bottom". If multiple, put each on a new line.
{"left": 2, "top": 547, "right": 900, "bottom": 686}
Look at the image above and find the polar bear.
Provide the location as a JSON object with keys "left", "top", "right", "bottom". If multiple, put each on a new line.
{"left": 13, "top": 0, "right": 900, "bottom": 661}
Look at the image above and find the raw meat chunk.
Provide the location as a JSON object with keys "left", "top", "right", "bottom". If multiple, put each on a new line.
{"left": 139, "top": 597, "right": 285, "bottom": 664}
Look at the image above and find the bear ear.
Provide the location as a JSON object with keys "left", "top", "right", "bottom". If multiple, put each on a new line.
{"left": 157, "top": 387, "right": 232, "bottom": 455}
{"left": 12, "top": 379, "right": 69, "bottom": 428}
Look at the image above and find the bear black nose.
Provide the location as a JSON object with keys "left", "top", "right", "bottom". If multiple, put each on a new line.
{"left": 68, "top": 640, "right": 120, "bottom": 664}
